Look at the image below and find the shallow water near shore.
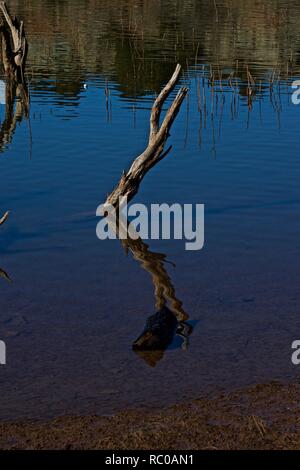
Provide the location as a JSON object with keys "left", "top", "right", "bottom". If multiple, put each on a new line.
{"left": 1, "top": 0, "right": 300, "bottom": 421}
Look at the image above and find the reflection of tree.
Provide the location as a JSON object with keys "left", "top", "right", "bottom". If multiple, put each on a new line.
{"left": 0, "top": 1, "right": 30, "bottom": 152}
{"left": 0, "top": 3, "right": 29, "bottom": 280}
{"left": 106, "top": 212, "right": 193, "bottom": 368}
{"left": 123, "top": 235, "right": 193, "bottom": 368}
{"left": 6, "top": 0, "right": 300, "bottom": 99}
{"left": 124, "top": 237, "right": 187, "bottom": 322}
{"left": 0, "top": 79, "right": 29, "bottom": 152}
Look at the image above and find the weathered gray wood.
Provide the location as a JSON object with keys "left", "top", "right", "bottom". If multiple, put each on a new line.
{"left": 105, "top": 64, "right": 188, "bottom": 208}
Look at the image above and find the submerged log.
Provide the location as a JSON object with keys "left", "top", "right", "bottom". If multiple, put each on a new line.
{"left": 133, "top": 305, "right": 193, "bottom": 367}
{"left": 133, "top": 307, "right": 178, "bottom": 368}
{"left": 0, "top": 1, "right": 28, "bottom": 82}
{"left": 133, "top": 306, "right": 178, "bottom": 351}
{"left": 133, "top": 306, "right": 193, "bottom": 367}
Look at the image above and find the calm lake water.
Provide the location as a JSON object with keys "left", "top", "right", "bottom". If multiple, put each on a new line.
{"left": 1, "top": 0, "right": 300, "bottom": 421}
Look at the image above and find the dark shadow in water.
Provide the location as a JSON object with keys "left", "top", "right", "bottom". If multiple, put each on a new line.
{"left": 110, "top": 216, "right": 193, "bottom": 367}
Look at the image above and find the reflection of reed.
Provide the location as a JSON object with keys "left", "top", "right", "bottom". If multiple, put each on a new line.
{"left": 194, "top": 64, "right": 289, "bottom": 157}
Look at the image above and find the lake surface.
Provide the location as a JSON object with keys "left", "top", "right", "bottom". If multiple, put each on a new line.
{"left": 1, "top": 0, "right": 300, "bottom": 421}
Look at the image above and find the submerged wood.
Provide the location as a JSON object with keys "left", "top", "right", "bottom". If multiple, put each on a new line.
{"left": 132, "top": 306, "right": 178, "bottom": 367}
{"left": 105, "top": 64, "right": 188, "bottom": 208}
{"left": 133, "top": 306, "right": 178, "bottom": 351}
{"left": 0, "top": 1, "right": 28, "bottom": 82}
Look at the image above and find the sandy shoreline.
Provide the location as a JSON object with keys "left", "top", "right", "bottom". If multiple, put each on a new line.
{"left": 0, "top": 381, "right": 299, "bottom": 450}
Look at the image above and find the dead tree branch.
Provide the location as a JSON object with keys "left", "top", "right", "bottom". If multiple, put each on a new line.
{"left": 0, "top": 1, "right": 28, "bottom": 81}
{"left": 102, "top": 68, "right": 191, "bottom": 360}
{"left": 105, "top": 64, "right": 188, "bottom": 208}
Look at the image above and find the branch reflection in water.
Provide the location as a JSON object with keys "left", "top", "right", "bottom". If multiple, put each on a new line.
{"left": 107, "top": 213, "right": 193, "bottom": 368}
{"left": 0, "top": 1, "right": 30, "bottom": 153}
{"left": 0, "top": 79, "right": 29, "bottom": 152}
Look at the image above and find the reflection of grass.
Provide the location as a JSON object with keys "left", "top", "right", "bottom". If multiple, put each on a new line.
{"left": 7, "top": 0, "right": 300, "bottom": 99}
{"left": 0, "top": 211, "right": 11, "bottom": 282}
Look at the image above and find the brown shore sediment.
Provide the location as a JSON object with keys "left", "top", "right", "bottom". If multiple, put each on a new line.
{"left": 0, "top": 381, "right": 300, "bottom": 450}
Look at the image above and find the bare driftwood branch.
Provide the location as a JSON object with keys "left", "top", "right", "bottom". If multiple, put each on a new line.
{"left": 0, "top": 211, "right": 9, "bottom": 225}
{"left": 0, "top": 1, "right": 28, "bottom": 81}
{"left": 105, "top": 64, "right": 188, "bottom": 208}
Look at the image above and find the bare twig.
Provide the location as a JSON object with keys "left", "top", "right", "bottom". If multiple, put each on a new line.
{"left": 0, "top": 211, "right": 9, "bottom": 225}
{"left": 105, "top": 64, "right": 188, "bottom": 208}
{"left": 251, "top": 415, "right": 268, "bottom": 437}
